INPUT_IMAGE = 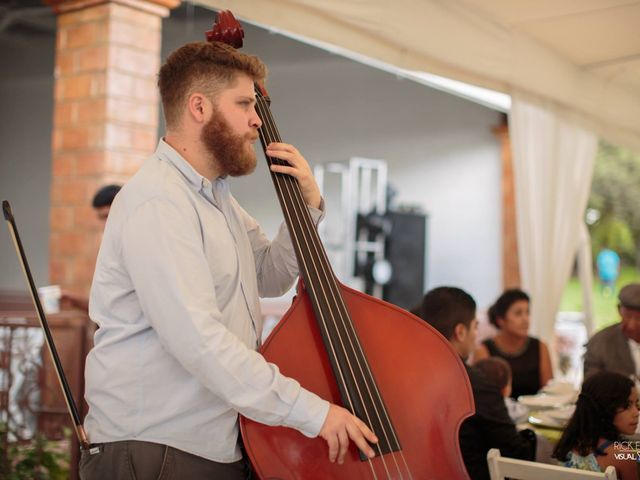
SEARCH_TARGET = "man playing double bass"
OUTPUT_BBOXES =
[80,40,377,479]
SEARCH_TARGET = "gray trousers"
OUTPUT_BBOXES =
[79,440,253,480]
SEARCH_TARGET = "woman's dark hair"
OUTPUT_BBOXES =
[552,371,634,461]
[487,288,530,328]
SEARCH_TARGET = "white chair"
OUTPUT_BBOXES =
[487,448,618,480]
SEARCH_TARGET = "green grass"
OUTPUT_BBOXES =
[560,265,640,330]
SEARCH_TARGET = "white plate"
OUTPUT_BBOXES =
[518,393,575,409]
[541,381,577,396]
[546,405,575,422]
[528,411,566,429]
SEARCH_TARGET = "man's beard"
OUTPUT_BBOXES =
[201,109,258,177]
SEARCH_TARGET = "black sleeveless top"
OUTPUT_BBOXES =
[483,336,541,399]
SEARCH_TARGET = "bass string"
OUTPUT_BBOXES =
[255,91,412,479]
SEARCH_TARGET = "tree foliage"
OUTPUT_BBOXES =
[0,424,68,480]
[588,141,640,266]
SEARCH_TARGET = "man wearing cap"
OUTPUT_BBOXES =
[584,283,640,379]
[92,184,122,223]
[60,184,122,312]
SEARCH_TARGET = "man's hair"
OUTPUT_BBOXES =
[474,357,511,391]
[92,184,122,208]
[413,286,476,340]
[158,41,267,128]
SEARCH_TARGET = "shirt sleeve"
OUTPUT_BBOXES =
[232,196,326,298]
[121,196,329,437]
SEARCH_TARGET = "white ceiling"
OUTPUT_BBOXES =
[460,0,640,94]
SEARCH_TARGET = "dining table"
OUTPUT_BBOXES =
[516,381,579,463]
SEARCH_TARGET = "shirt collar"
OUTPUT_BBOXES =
[155,138,227,195]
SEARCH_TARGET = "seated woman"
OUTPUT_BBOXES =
[473,289,552,398]
[553,371,639,479]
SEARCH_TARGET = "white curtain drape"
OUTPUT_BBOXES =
[509,94,598,342]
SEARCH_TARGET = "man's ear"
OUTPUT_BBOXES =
[187,93,207,122]
[453,323,466,343]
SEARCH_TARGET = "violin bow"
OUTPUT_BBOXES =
[2,200,90,450]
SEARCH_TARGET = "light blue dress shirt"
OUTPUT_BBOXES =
[84,139,329,462]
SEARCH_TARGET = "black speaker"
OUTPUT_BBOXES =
[383,211,427,310]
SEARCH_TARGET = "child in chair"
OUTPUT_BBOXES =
[552,371,639,478]
[474,357,529,424]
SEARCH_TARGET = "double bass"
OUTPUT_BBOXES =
[207,11,474,479]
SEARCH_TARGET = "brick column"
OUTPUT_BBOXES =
[494,120,521,289]
[48,0,179,296]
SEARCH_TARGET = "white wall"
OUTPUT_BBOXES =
[239,58,502,307]
[392,141,501,305]
[0,4,503,309]
[0,29,54,292]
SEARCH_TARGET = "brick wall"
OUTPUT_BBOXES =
[49,0,177,296]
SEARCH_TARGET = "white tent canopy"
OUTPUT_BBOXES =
[196,0,640,153]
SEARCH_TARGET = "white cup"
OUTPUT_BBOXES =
[38,285,61,314]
